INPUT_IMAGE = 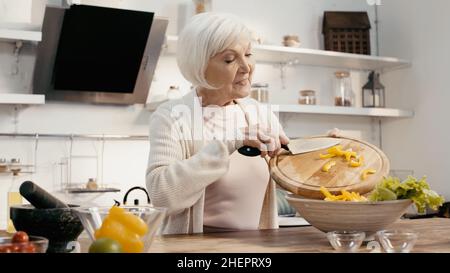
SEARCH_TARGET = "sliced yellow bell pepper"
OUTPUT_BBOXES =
[322,160,336,172]
[349,155,364,167]
[320,186,337,200]
[341,190,353,200]
[327,145,344,156]
[361,168,377,180]
[343,150,357,162]
[320,146,357,162]
[321,186,367,202]
[319,153,336,159]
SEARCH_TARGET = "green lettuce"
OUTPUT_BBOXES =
[368,176,445,213]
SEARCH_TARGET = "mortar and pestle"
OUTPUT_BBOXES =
[10,181,84,253]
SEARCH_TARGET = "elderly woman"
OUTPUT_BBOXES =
[146,12,289,235]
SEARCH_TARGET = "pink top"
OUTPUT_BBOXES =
[202,104,270,231]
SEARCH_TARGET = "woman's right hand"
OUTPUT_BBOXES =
[240,125,290,158]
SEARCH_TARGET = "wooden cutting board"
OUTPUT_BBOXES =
[269,136,390,199]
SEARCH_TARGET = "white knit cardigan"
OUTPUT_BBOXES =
[146,91,279,234]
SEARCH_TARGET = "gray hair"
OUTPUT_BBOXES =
[176,12,252,89]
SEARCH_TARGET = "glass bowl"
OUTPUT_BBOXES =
[0,235,49,253]
[327,231,365,252]
[377,230,419,253]
[74,206,166,253]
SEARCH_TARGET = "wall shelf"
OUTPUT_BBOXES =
[271,104,414,118]
[0,163,35,175]
[65,187,121,194]
[0,94,45,105]
[253,44,410,71]
[164,35,411,71]
[0,28,42,42]
[147,98,413,117]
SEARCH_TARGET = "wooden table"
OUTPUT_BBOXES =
[3,218,450,253]
[146,218,450,253]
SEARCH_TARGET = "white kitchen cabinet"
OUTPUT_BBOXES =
[0,1,45,105]
[0,0,33,24]
[0,0,45,43]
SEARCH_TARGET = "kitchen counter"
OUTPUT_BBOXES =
[147,218,450,253]
[2,218,450,253]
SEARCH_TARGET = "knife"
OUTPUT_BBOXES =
[238,137,342,157]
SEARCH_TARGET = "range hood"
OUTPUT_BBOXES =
[33,5,168,105]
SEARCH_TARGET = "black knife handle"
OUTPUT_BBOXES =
[238,146,261,157]
[238,144,290,157]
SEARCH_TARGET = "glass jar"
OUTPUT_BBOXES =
[167,85,182,100]
[0,158,7,173]
[86,178,99,190]
[334,71,354,107]
[193,0,212,14]
[250,83,269,103]
[299,90,316,105]
[283,35,301,47]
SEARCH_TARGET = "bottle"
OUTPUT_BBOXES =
[7,170,23,233]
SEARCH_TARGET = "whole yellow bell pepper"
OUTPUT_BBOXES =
[95,206,148,253]
[109,206,148,236]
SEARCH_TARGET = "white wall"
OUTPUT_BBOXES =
[379,0,450,200]
[0,0,383,228]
